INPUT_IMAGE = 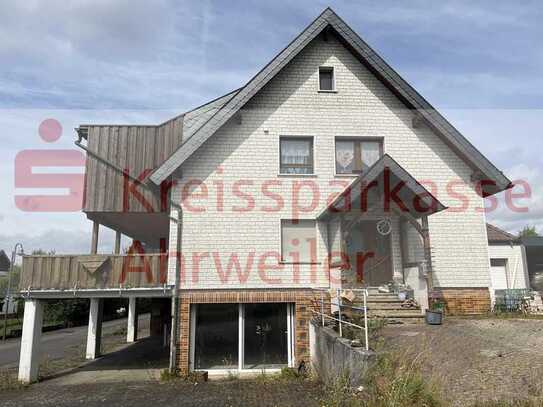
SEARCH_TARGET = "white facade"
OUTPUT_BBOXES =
[487,243,529,291]
[167,33,491,291]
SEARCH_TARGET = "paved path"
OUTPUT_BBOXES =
[0,313,150,369]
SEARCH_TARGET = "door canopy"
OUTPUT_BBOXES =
[317,154,447,221]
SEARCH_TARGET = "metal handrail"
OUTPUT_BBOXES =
[311,288,369,351]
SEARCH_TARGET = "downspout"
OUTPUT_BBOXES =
[169,198,182,374]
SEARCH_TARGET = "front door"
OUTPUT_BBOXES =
[347,220,393,286]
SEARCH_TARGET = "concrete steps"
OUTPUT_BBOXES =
[348,287,424,324]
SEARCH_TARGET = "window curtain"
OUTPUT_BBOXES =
[361,141,380,168]
[281,139,311,174]
[335,140,354,173]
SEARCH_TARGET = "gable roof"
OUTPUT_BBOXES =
[486,223,518,243]
[149,7,511,196]
[181,88,240,142]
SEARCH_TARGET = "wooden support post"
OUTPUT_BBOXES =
[114,231,121,255]
[91,221,99,254]
[421,216,433,287]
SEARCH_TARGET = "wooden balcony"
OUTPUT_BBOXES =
[19,253,170,296]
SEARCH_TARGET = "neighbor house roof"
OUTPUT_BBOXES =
[149,7,512,197]
[486,223,518,244]
[0,250,10,272]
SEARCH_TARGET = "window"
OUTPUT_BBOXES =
[280,137,314,174]
[335,138,382,174]
[244,303,288,369]
[319,67,334,91]
[490,258,508,268]
[281,219,317,263]
[194,304,238,370]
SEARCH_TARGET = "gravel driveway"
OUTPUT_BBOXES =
[0,376,324,407]
[380,317,543,406]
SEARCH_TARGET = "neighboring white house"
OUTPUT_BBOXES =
[486,223,530,291]
[486,223,530,303]
[1,299,17,315]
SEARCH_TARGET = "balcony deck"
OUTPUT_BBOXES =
[19,253,171,298]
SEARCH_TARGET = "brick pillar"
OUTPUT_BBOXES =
[178,297,190,376]
[294,295,310,366]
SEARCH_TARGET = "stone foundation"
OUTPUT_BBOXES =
[431,288,491,315]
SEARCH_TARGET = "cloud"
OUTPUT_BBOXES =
[487,163,543,235]
[0,227,132,256]
[0,1,541,241]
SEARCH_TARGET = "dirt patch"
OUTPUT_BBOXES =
[380,318,543,406]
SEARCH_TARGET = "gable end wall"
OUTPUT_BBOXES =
[167,34,491,290]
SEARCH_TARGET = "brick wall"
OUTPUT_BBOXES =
[176,289,327,376]
[431,288,491,315]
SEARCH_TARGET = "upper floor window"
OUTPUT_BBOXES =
[335,138,382,174]
[280,137,314,175]
[319,67,335,91]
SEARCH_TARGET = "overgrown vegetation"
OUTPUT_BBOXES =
[340,316,386,347]
[160,369,181,382]
[254,367,306,383]
[0,369,26,392]
[318,344,543,406]
[319,347,440,406]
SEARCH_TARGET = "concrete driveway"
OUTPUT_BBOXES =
[0,313,150,369]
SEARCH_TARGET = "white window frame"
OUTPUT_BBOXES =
[278,135,316,176]
[189,303,295,375]
[280,219,319,264]
[318,66,336,92]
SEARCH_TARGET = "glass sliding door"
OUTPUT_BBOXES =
[193,304,238,370]
[243,303,288,369]
[191,302,292,372]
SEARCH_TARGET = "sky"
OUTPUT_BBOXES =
[0,0,542,254]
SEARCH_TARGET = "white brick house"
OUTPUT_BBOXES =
[150,8,512,374]
[16,8,513,381]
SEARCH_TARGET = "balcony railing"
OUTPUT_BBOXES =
[19,253,169,292]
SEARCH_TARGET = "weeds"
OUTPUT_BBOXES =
[362,349,441,407]
[160,369,180,382]
[320,373,364,407]
[0,369,26,392]
[254,367,306,384]
[320,348,441,407]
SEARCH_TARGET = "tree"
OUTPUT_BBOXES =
[0,265,21,296]
[31,249,56,255]
[518,226,539,238]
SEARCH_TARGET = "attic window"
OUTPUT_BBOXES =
[319,67,335,91]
